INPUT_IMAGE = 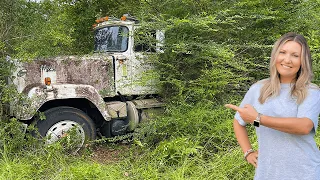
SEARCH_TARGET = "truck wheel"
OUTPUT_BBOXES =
[36,106,96,153]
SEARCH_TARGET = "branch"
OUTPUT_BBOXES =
[144,0,160,14]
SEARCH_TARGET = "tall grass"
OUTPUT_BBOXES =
[0,103,257,179]
[0,102,319,179]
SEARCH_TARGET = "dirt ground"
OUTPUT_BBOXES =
[89,143,130,164]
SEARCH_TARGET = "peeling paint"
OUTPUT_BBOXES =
[18,54,115,96]
[14,84,111,120]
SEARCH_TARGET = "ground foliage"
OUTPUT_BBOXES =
[0,0,320,179]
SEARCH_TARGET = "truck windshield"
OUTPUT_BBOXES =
[94,26,129,52]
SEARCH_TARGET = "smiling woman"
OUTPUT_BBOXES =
[225,32,320,180]
[276,41,302,83]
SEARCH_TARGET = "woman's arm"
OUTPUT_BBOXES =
[233,119,258,167]
[226,104,314,135]
[259,115,313,135]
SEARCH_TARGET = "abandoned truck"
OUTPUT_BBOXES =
[9,14,164,149]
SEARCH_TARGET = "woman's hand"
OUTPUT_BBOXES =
[246,151,258,168]
[225,104,258,124]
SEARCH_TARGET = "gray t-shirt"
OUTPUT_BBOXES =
[235,82,320,180]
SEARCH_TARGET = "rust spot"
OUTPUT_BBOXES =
[75,86,101,106]
[75,86,108,117]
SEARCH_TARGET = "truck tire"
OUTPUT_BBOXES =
[36,106,96,153]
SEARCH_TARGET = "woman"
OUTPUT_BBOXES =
[225,32,320,180]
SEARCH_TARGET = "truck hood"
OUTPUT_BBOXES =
[12,54,115,97]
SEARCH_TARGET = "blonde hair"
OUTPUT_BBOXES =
[259,32,313,104]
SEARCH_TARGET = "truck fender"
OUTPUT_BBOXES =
[14,84,111,121]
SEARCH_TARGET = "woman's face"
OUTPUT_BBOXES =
[275,40,302,83]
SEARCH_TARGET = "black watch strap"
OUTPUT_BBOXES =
[253,113,262,127]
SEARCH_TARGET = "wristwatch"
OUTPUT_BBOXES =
[253,113,262,127]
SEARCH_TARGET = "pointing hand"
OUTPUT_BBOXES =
[225,104,258,124]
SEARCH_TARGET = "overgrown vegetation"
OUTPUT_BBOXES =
[1,0,320,179]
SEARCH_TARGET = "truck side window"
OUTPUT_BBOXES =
[134,30,156,52]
